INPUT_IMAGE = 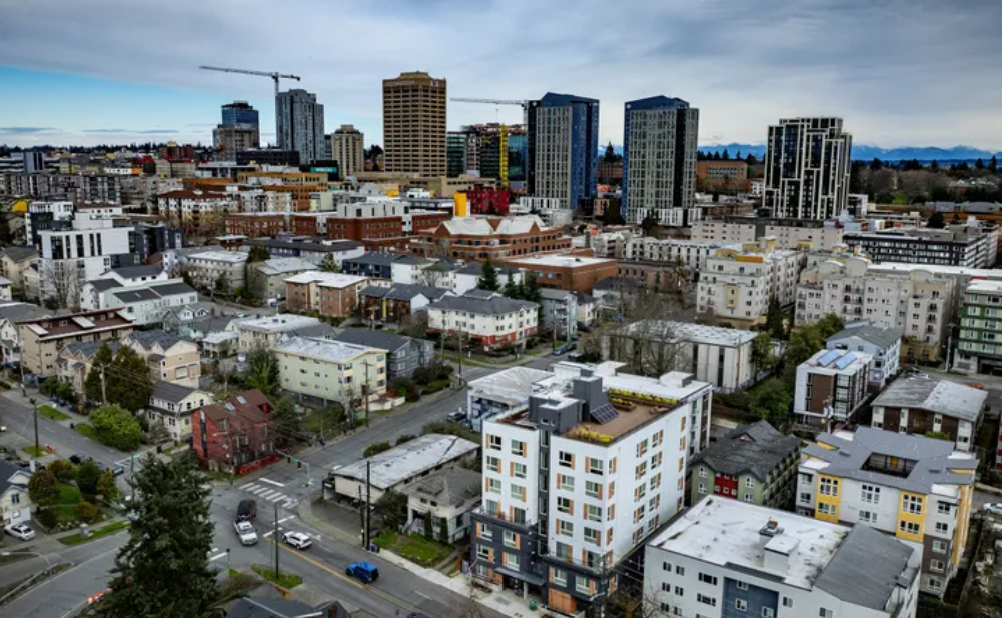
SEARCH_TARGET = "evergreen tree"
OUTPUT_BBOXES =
[765,297,786,339]
[990,155,998,174]
[246,347,280,397]
[97,456,215,618]
[84,342,115,403]
[870,157,884,171]
[523,272,543,305]
[503,276,525,300]
[109,346,153,413]
[246,245,270,263]
[927,211,946,229]
[975,158,985,170]
[745,153,758,165]
[477,258,500,292]
[320,254,342,273]
[930,160,940,172]
[272,395,301,447]
[722,149,731,160]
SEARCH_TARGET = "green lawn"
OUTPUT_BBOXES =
[37,405,70,421]
[251,565,302,589]
[23,446,45,457]
[74,423,98,441]
[59,520,130,545]
[47,482,82,524]
[374,530,452,567]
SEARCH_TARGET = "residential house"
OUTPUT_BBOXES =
[573,292,597,328]
[359,284,451,328]
[274,336,387,408]
[689,420,801,508]
[539,289,578,339]
[826,322,902,389]
[402,467,482,543]
[0,461,33,525]
[0,302,50,365]
[183,251,248,293]
[0,246,38,297]
[192,390,275,475]
[146,381,214,442]
[390,255,434,285]
[332,328,435,380]
[124,331,201,388]
[58,339,122,395]
[871,376,987,452]
[341,252,401,280]
[427,290,539,351]
[19,309,134,377]
[0,277,11,302]
[793,348,871,426]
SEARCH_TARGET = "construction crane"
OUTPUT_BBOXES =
[198,65,301,95]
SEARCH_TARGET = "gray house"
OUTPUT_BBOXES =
[539,288,578,339]
[332,328,435,379]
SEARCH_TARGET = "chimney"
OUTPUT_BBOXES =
[758,519,781,549]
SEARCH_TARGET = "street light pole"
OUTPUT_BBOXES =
[30,397,38,462]
[1,551,52,576]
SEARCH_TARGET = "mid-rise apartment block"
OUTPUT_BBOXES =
[276,89,325,165]
[797,427,976,597]
[182,250,248,292]
[37,217,133,306]
[621,96,698,225]
[763,117,852,220]
[471,362,712,615]
[691,217,846,252]
[528,93,599,210]
[503,255,618,295]
[331,124,364,178]
[793,348,871,426]
[956,279,1002,374]
[647,498,920,618]
[696,238,807,326]
[427,290,539,351]
[825,322,902,388]
[275,336,386,407]
[796,257,954,363]
[233,314,323,353]
[382,72,447,176]
[871,376,986,452]
[283,271,370,317]
[844,224,999,268]
[18,309,135,376]
[593,231,726,272]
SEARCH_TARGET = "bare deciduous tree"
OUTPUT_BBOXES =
[41,260,83,309]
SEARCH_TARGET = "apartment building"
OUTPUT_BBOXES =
[156,190,239,229]
[797,428,977,596]
[956,279,1002,374]
[182,251,248,292]
[242,238,364,267]
[593,231,726,272]
[276,89,325,165]
[465,366,556,431]
[233,314,322,352]
[528,93,600,210]
[332,328,435,380]
[621,96,699,225]
[689,420,800,509]
[539,289,578,338]
[826,322,902,388]
[471,362,712,614]
[871,377,986,452]
[275,336,386,407]
[409,216,572,262]
[844,224,999,268]
[503,255,617,295]
[24,200,74,245]
[146,382,214,442]
[695,159,750,191]
[224,213,288,238]
[19,309,134,376]
[382,72,446,176]
[793,348,871,426]
[428,290,539,351]
[359,283,450,327]
[763,117,852,220]
[796,257,954,363]
[331,125,364,178]
[691,218,846,252]
[37,217,133,305]
[248,257,314,301]
[696,238,807,326]
[283,271,370,317]
[647,498,920,618]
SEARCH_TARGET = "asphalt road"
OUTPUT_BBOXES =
[0,394,120,468]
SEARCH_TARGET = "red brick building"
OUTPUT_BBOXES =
[466,185,511,216]
[408,216,571,262]
[224,213,288,238]
[284,271,370,317]
[192,390,276,475]
[501,254,619,294]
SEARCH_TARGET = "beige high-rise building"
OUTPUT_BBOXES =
[331,125,364,178]
[382,71,446,176]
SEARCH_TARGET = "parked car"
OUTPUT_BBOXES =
[984,503,1002,516]
[282,531,312,550]
[447,408,466,422]
[345,562,379,583]
[69,454,84,465]
[5,522,36,541]
[237,499,257,522]
[233,521,258,545]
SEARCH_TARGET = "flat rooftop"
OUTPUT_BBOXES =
[333,434,479,490]
[284,271,368,287]
[623,320,757,347]
[873,376,986,422]
[187,251,248,263]
[275,336,384,361]
[506,255,615,268]
[967,279,1002,294]
[869,262,1002,281]
[235,314,321,333]
[468,367,555,406]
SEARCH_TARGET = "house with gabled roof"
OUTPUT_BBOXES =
[146,381,214,442]
[427,289,539,351]
[192,390,275,475]
[359,283,451,327]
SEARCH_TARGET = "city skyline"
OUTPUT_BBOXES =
[1,0,1000,150]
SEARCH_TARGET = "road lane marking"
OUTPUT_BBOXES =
[209,552,228,561]
[278,516,294,524]
[260,478,285,487]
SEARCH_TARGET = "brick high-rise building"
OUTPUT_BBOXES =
[382,72,446,176]
[331,124,364,178]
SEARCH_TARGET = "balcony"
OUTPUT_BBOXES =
[475,505,532,528]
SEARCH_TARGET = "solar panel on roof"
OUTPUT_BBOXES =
[590,404,619,424]
[835,352,857,370]
[817,349,841,367]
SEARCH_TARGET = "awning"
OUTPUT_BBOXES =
[496,566,545,587]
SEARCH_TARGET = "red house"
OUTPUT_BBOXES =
[192,390,277,476]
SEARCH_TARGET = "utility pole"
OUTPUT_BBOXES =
[100,366,107,405]
[552,306,558,352]
[273,502,280,579]
[129,454,135,501]
[455,330,463,379]
[365,460,371,550]
[357,486,365,547]
[31,399,38,460]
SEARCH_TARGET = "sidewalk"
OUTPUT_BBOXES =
[298,498,536,618]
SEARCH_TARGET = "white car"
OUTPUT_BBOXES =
[233,520,258,546]
[984,503,1002,516]
[5,523,35,541]
[282,531,312,550]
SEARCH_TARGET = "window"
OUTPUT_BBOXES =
[637,439,649,457]
[932,540,948,554]
[762,609,774,618]
[560,475,574,491]
[859,510,877,524]
[699,467,708,478]
[819,477,839,496]
[584,527,600,545]
[735,599,748,612]
[559,520,574,537]
[902,495,923,515]
[510,484,525,500]
[476,545,491,560]
[699,483,707,494]
[861,484,880,504]
[819,610,833,618]
[553,568,567,586]
[576,577,591,595]
[635,461,648,480]
[486,456,500,473]
[487,479,501,494]
[697,594,716,607]
[928,577,943,592]
[676,565,685,576]
[586,480,601,498]
[634,505,646,524]
[557,497,572,514]
[782,597,793,609]
[935,522,949,534]
[511,440,526,456]
[487,435,501,451]
[799,472,813,485]
[506,553,520,570]
[588,458,604,475]
[559,451,573,468]
[744,477,755,489]
[698,573,718,586]
[586,504,602,522]
[736,580,748,591]
[504,530,517,548]
[513,462,527,479]
[818,503,835,516]
[938,502,952,515]
[930,559,945,573]
[899,520,920,536]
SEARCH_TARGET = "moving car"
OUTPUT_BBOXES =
[984,503,1002,516]
[233,520,258,545]
[282,531,312,550]
[237,499,257,522]
[5,522,36,541]
[345,562,379,583]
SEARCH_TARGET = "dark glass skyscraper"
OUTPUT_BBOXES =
[221,101,259,128]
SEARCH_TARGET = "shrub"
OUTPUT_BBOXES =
[0,380,10,390]
[77,459,101,497]
[423,514,433,540]
[49,459,77,482]
[35,508,57,529]
[395,434,416,446]
[90,404,142,450]
[28,469,57,503]
[363,442,392,458]
[438,516,450,544]
[75,501,98,522]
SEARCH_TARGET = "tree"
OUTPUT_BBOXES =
[927,211,946,229]
[751,333,777,372]
[109,345,153,413]
[319,254,342,273]
[438,516,450,544]
[815,314,845,341]
[214,272,229,296]
[76,501,99,522]
[990,155,998,174]
[640,214,659,235]
[975,158,985,170]
[363,441,392,458]
[77,459,101,496]
[749,378,793,428]
[97,470,119,501]
[245,347,280,397]
[90,404,142,451]
[96,456,215,618]
[503,276,525,300]
[49,459,77,482]
[522,271,542,305]
[476,257,500,292]
[373,489,407,531]
[765,296,786,339]
[930,159,940,172]
[85,343,115,403]
[246,245,270,263]
[423,512,434,540]
[272,395,301,448]
[28,468,57,503]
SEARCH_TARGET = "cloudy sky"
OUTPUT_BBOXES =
[1,0,1000,150]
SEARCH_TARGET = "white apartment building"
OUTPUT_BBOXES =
[696,238,807,326]
[825,322,902,388]
[234,314,323,352]
[24,201,74,242]
[796,257,954,363]
[593,231,728,271]
[692,218,845,252]
[466,366,556,431]
[37,218,132,306]
[793,348,871,425]
[155,189,239,226]
[427,290,539,351]
[690,219,757,245]
[518,197,564,211]
[103,280,199,326]
[182,251,249,292]
[797,428,977,597]
[275,336,386,407]
[471,362,712,615]
[646,498,920,618]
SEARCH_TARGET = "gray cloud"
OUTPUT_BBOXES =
[0,0,1000,148]
[0,127,58,134]
[82,128,179,134]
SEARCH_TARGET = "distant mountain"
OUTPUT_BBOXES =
[697,143,1002,162]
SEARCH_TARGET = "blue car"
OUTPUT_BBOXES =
[346,562,379,583]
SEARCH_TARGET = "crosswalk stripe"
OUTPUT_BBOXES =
[239,482,255,490]
[249,487,272,496]
[259,490,281,500]
[266,493,287,503]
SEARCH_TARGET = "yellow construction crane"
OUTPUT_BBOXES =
[451,98,528,189]
[198,65,301,95]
